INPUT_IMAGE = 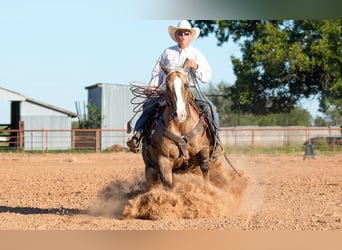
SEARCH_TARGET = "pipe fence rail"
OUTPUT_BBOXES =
[0,127,341,152]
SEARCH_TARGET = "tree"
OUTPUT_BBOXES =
[74,101,103,129]
[191,20,342,116]
[314,116,328,126]
[204,82,312,127]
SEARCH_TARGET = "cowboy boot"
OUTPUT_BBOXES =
[126,131,143,153]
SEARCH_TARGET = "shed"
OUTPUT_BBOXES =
[85,83,136,148]
[0,87,78,150]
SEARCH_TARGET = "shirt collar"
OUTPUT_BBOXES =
[176,45,191,52]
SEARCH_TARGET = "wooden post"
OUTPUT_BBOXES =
[96,129,100,152]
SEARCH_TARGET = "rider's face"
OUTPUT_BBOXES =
[175,29,192,49]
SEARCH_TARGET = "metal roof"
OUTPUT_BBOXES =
[0,86,79,117]
[85,82,130,90]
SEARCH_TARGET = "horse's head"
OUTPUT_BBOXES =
[161,63,192,123]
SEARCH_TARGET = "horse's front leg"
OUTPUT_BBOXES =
[158,155,174,188]
[198,147,210,184]
[145,164,159,190]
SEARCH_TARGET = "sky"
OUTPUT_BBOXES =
[0,0,320,123]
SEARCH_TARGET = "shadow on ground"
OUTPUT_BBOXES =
[0,206,84,215]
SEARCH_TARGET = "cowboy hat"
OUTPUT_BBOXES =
[168,20,200,42]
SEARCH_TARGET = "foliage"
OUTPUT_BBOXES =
[191,20,342,116]
[74,102,103,129]
[313,111,342,126]
[204,82,312,127]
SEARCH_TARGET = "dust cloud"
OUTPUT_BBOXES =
[88,159,250,220]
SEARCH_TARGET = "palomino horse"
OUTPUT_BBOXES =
[142,65,211,189]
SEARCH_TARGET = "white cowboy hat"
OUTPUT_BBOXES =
[168,20,200,42]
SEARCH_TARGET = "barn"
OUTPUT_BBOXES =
[0,87,78,150]
[85,83,137,148]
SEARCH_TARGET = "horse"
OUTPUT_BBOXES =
[141,64,211,189]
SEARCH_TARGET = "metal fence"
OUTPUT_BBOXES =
[0,126,341,152]
[219,126,342,148]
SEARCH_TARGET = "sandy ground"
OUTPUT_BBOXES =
[0,151,341,230]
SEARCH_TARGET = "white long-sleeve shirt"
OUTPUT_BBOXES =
[149,45,212,88]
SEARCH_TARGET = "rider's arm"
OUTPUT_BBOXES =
[191,48,212,83]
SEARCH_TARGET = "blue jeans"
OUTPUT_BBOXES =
[190,88,220,128]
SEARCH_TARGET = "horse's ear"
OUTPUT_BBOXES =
[160,62,169,74]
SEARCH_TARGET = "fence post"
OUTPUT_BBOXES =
[45,129,48,152]
[251,128,254,147]
[71,130,74,150]
[31,132,33,151]
[42,128,44,153]
[96,129,100,152]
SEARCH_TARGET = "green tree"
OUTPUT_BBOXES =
[191,20,342,116]
[314,116,328,126]
[205,82,312,126]
[75,102,103,129]
[84,103,103,129]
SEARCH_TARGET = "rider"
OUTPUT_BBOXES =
[127,20,222,156]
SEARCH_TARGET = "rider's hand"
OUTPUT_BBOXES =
[183,58,198,71]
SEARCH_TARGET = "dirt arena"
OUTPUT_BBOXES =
[0,151,341,230]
